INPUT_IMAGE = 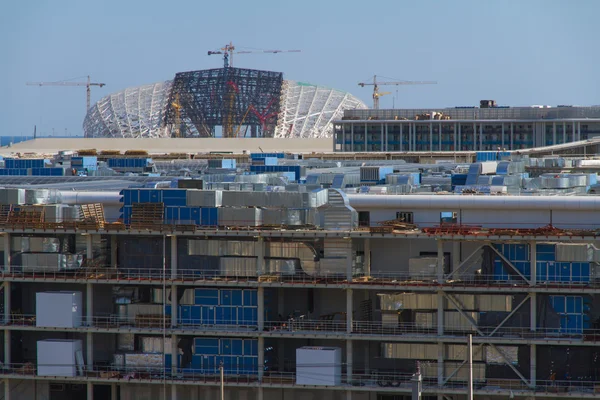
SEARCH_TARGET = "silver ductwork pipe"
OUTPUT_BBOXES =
[59,191,122,205]
[346,194,600,211]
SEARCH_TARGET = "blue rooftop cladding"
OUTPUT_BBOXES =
[107,158,151,169]
[250,153,285,160]
[4,158,48,169]
[476,151,511,162]
[208,159,236,169]
[71,156,98,171]
[250,165,302,181]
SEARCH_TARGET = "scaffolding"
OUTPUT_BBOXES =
[165,67,283,138]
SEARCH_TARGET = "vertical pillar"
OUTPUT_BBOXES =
[111,384,117,400]
[530,344,537,387]
[530,241,537,286]
[346,247,353,281]
[452,241,460,275]
[437,291,444,336]
[553,122,557,145]
[171,384,177,400]
[258,336,265,381]
[346,339,353,384]
[510,123,514,150]
[171,334,178,376]
[255,237,265,276]
[171,284,177,328]
[346,289,353,333]
[458,124,462,150]
[4,282,10,324]
[437,240,444,283]
[562,121,566,143]
[85,234,93,260]
[4,330,10,368]
[4,379,9,400]
[3,233,10,272]
[258,387,264,400]
[110,235,117,268]
[86,283,93,370]
[572,121,576,142]
[479,123,483,150]
[472,123,477,151]
[170,235,177,280]
[467,335,473,400]
[4,281,10,369]
[501,123,505,148]
[257,287,264,330]
[87,382,93,400]
[429,122,433,151]
[437,343,444,387]
[438,123,442,150]
[364,239,371,277]
[530,293,537,332]
[277,288,285,366]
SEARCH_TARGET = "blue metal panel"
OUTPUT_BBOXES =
[191,305,201,324]
[215,306,236,324]
[195,289,219,305]
[220,289,243,306]
[581,263,591,282]
[239,307,257,325]
[231,339,243,356]
[201,306,215,324]
[194,338,219,355]
[201,207,218,226]
[243,290,258,306]
[571,263,581,282]
[190,207,201,224]
[244,339,258,356]
[179,207,191,221]
[180,305,191,324]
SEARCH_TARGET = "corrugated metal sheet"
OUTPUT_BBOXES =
[319,258,346,275]
[324,238,351,258]
[408,257,437,279]
[420,362,485,381]
[13,237,60,253]
[140,337,171,354]
[556,243,600,262]
[221,191,309,208]
[381,312,398,328]
[124,353,163,368]
[445,311,478,331]
[446,344,484,361]
[415,312,436,329]
[381,343,438,360]
[323,206,357,230]
[264,259,298,275]
[379,293,438,311]
[126,304,163,319]
[218,207,263,227]
[186,190,222,207]
[117,334,135,351]
[21,253,83,272]
[486,346,518,364]
[219,257,257,277]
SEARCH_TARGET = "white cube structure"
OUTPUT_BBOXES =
[36,291,82,328]
[37,339,83,377]
[296,346,341,386]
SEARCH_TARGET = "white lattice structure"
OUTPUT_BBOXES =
[84,81,173,138]
[274,81,367,138]
[83,79,366,139]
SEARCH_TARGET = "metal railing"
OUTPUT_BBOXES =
[3,314,597,342]
[2,362,600,395]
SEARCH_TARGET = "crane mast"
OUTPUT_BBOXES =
[358,75,437,109]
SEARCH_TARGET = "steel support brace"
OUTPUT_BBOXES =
[110,235,118,268]
[437,240,444,283]
[446,244,484,279]
[257,287,264,331]
[346,289,353,333]
[170,235,177,279]
[442,345,483,386]
[531,344,537,387]
[258,337,265,382]
[256,237,265,276]
[437,343,444,387]
[490,344,531,388]
[444,293,485,336]
[3,234,10,272]
[488,245,531,284]
[171,284,177,328]
[488,295,531,336]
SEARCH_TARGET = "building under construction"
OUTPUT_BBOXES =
[2,149,600,400]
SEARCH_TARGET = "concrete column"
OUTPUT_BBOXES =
[346,289,353,333]
[530,293,537,332]
[510,123,514,150]
[437,291,444,336]
[479,123,483,150]
[87,382,93,400]
[452,241,460,274]
[346,390,352,400]
[86,283,94,370]
[572,121,576,142]
[255,237,265,276]
[257,287,264,330]
[171,384,177,400]
[258,336,265,381]
[553,122,557,145]
[437,342,444,387]
[436,240,444,283]
[4,330,10,367]
[170,235,177,279]
[364,238,371,276]
[171,334,178,376]
[501,123,505,148]
[86,283,93,326]
[111,384,117,400]
[258,387,264,400]
[4,379,9,400]
[458,124,462,150]
[562,121,566,143]
[110,235,118,268]
[530,344,537,387]
[3,233,10,272]
[171,284,177,328]
[429,122,433,151]
[346,339,353,384]
[530,241,536,286]
[85,234,93,260]
[4,282,10,324]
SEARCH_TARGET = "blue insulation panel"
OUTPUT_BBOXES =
[201,207,218,226]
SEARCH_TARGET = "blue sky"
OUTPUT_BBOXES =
[1,0,598,137]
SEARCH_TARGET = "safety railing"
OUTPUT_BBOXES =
[2,362,600,395]
[3,314,597,342]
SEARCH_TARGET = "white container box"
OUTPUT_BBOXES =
[37,339,83,377]
[296,347,341,386]
[36,291,82,328]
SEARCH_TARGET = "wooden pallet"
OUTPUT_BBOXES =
[79,203,106,229]
[130,202,164,230]
[7,205,45,228]
[0,204,11,226]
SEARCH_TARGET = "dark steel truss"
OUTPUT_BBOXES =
[165,67,283,138]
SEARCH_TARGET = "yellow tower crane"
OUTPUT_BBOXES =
[358,75,437,109]
[26,75,106,111]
